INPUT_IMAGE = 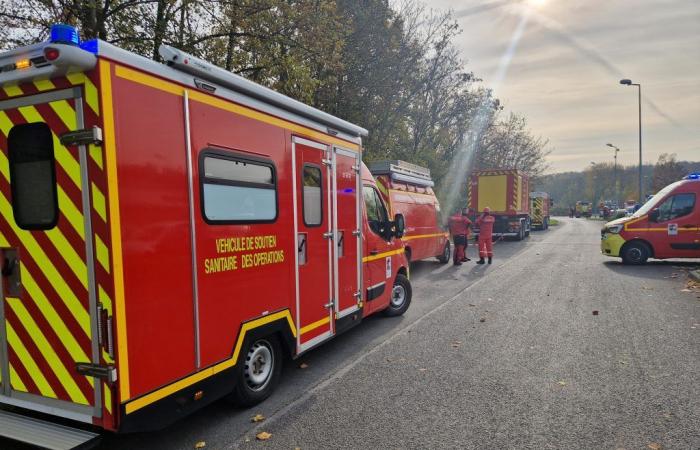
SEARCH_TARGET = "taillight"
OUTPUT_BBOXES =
[44,48,60,61]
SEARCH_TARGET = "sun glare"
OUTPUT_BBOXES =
[528,0,548,7]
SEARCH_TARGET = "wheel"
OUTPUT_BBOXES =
[229,335,282,406]
[383,273,412,316]
[437,241,451,264]
[621,241,650,265]
[516,226,524,241]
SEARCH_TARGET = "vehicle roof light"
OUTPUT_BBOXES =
[50,24,80,46]
[684,172,700,180]
[80,39,99,54]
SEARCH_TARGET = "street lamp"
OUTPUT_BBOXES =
[606,143,620,206]
[619,78,642,204]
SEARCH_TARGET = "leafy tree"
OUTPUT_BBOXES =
[652,153,685,191]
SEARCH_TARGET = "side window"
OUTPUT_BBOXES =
[363,186,389,238]
[302,165,322,226]
[659,193,695,221]
[8,123,58,230]
[200,153,277,223]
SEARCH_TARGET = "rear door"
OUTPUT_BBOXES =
[0,88,100,421]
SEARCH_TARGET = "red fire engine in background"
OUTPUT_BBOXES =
[0,24,411,446]
[369,160,450,264]
[468,169,531,240]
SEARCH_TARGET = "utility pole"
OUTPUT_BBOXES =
[606,143,620,207]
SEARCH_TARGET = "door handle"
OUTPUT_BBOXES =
[369,250,379,255]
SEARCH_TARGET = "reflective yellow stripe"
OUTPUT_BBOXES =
[103,382,112,413]
[362,248,404,263]
[19,262,92,377]
[91,182,107,222]
[34,79,55,91]
[66,72,100,115]
[98,285,113,315]
[125,310,296,414]
[388,189,436,199]
[300,316,330,335]
[7,297,89,404]
[114,65,361,152]
[95,234,110,273]
[6,321,56,398]
[3,85,22,97]
[57,186,85,240]
[100,60,130,401]
[89,145,103,169]
[44,226,88,289]
[0,192,91,335]
[9,364,28,392]
[402,232,448,241]
[49,99,78,130]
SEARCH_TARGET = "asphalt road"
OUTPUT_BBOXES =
[6,217,700,449]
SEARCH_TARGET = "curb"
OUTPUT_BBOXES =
[690,270,700,283]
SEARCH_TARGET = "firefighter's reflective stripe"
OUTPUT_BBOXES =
[401,232,449,241]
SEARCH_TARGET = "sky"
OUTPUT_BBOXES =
[428,0,700,173]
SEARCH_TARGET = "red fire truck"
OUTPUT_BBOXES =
[468,169,531,240]
[369,160,450,264]
[0,25,411,445]
[529,191,552,230]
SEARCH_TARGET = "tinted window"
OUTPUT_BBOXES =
[8,122,58,229]
[302,165,322,226]
[658,193,695,221]
[201,154,277,223]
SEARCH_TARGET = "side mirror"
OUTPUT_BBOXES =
[393,213,405,238]
[648,208,659,222]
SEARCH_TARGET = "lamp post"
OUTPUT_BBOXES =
[619,79,642,204]
[606,143,620,207]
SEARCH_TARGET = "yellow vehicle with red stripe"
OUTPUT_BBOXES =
[0,24,411,447]
[601,173,700,264]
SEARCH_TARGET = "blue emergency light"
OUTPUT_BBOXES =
[50,24,80,46]
[684,172,700,180]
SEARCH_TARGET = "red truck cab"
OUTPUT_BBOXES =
[601,173,700,264]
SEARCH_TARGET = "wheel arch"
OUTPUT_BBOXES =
[232,311,297,366]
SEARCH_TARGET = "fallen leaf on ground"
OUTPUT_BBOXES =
[681,289,692,292]
[642,286,654,290]
[256,432,272,441]
[419,368,427,371]
[299,363,309,369]
[557,381,567,386]
[619,360,628,365]
[647,443,662,450]
[468,304,476,307]
[479,318,486,323]
[194,442,206,449]
[592,310,599,316]
[251,414,265,423]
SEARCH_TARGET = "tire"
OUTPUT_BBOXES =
[516,226,524,241]
[383,273,412,317]
[621,241,650,265]
[437,241,451,264]
[229,335,283,407]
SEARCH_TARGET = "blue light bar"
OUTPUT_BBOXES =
[684,172,700,180]
[80,39,99,54]
[50,24,80,46]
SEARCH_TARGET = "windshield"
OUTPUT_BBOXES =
[633,181,683,217]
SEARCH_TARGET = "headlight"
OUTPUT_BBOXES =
[606,224,623,234]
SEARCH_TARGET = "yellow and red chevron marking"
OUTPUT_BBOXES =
[0,74,114,415]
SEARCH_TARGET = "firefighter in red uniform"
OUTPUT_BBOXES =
[476,207,495,264]
[448,208,472,266]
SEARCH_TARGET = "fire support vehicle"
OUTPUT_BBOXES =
[0,24,411,447]
[529,192,552,230]
[601,173,700,264]
[369,160,450,264]
[468,169,531,241]
[575,201,591,218]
